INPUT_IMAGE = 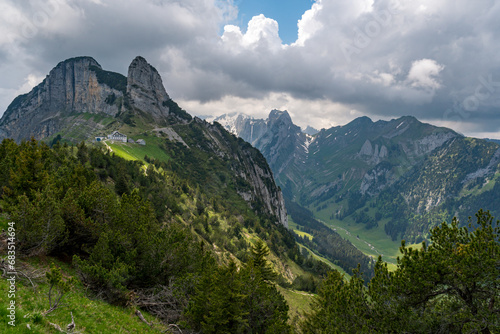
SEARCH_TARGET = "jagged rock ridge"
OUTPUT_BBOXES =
[127,56,171,123]
[191,118,288,227]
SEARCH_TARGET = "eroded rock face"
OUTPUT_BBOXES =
[360,162,396,195]
[212,113,268,146]
[412,132,458,156]
[0,56,125,142]
[0,55,192,142]
[360,140,373,156]
[254,110,306,175]
[198,119,288,227]
[127,56,170,123]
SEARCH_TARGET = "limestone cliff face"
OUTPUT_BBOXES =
[0,56,195,142]
[184,118,288,227]
[126,56,171,123]
[0,57,125,142]
[213,113,268,146]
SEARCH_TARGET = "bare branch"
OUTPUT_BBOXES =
[167,323,184,334]
[135,310,152,327]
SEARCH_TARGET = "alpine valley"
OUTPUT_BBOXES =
[212,110,500,263]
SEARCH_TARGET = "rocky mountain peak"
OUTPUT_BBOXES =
[268,109,292,124]
[303,125,319,136]
[0,56,125,142]
[346,116,373,129]
[127,56,170,122]
[56,56,101,70]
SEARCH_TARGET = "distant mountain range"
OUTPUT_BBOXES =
[212,111,500,245]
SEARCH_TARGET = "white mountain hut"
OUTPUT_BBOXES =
[107,131,127,143]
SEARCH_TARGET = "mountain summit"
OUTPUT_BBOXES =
[0,56,190,142]
[126,56,171,123]
[0,57,121,141]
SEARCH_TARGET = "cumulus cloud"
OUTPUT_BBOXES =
[407,59,445,90]
[294,1,323,46]
[221,14,282,53]
[0,0,499,137]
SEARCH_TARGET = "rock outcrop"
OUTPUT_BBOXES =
[0,57,125,141]
[0,55,195,142]
[193,118,288,227]
[127,56,171,123]
[254,110,307,175]
[359,140,389,165]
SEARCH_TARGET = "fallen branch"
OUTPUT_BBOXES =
[134,284,188,324]
[49,322,64,332]
[48,313,80,334]
[135,310,152,327]
[18,269,37,293]
[0,258,43,293]
[167,323,183,334]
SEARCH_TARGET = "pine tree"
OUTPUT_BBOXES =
[249,239,277,281]
[186,261,248,334]
[11,185,67,255]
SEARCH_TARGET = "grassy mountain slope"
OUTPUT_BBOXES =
[0,137,326,332]
[0,257,167,333]
[0,133,327,332]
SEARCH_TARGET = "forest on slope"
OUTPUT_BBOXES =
[0,138,331,332]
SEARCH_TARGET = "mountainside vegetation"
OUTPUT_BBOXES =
[302,210,500,334]
[0,137,330,332]
[2,55,498,333]
[380,137,500,242]
[285,199,374,281]
[0,55,371,286]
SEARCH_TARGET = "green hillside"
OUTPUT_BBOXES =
[0,259,167,333]
[0,133,331,333]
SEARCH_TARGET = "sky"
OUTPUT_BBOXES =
[233,0,314,44]
[0,0,499,138]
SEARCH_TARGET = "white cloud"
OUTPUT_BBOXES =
[294,1,323,46]
[0,73,45,113]
[16,74,45,96]
[221,14,282,52]
[407,59,445,90]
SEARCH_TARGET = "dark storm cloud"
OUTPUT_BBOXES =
[0,0,499,137]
